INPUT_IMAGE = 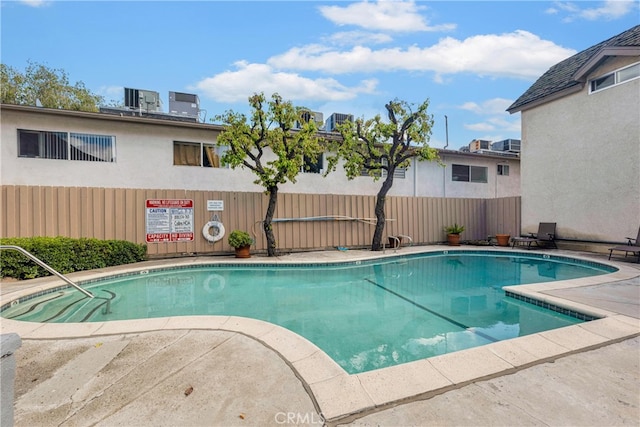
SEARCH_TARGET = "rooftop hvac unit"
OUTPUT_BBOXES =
[325,113,353,132]
[468,139,491,152]
[169,91,200,118]
[296,110,324,129]
[124,88,162,112]
[491,139,521,152]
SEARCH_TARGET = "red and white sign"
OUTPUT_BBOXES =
[145,199,194,243]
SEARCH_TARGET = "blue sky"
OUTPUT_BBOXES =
[1,1,638,149]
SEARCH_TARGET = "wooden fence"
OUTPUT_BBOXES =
[1,186,520,257]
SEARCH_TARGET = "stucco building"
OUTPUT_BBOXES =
[0,102,521,255]
[508,25,640,246]
[1,103,519,199]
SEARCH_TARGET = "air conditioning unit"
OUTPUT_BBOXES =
[468,139,491,152]
[124,88,162,112]
[491,139,521,153]
[325,113,353,132]
[169,91,200,118]
[296,110,324,129]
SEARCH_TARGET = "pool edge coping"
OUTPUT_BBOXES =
[1,246,639,423]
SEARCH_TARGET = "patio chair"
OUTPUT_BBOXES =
[608,227,640,263]
[511,222,557,249]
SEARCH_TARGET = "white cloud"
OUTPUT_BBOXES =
[19,0,49,7]
[460,98,521,136]
[191,61,378,103]
[579,0,637,20]
[459,98,514,115]
[98,85,124,99]
[464,122,495,132]
[318,0,455,32]
[326,31,393,46]
[549,0,637,22]
[268,31,576,80]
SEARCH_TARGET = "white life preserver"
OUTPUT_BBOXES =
[202,221,225,243]
[203,273,226,293]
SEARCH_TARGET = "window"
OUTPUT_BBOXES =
[497,164,509,176]
[359,158,406,179]
[452,164,487,183]
[70,133,115,161]
[384,167,406,179]
[470,166,487,183]
[360,167,382,178]
[590,62,640,93]
[18,129,115,162]
[303,153,323,173]
[173,141,227,167]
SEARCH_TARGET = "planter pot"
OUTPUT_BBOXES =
[234,245,251,258]
[388,236,403,248]
[447,233,461,246]
[496,234,511,247]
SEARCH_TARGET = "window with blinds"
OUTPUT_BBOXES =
[18,129,115,162]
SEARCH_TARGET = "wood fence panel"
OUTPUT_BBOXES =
[1,185,520,257]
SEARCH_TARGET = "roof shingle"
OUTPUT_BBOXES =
[507,25,640,113]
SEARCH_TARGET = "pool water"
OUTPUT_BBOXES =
[3,252,615,374]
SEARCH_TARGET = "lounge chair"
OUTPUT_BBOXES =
[608,228,640,263]
[511,222,557,249]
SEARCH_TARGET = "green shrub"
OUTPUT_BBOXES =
[228,230,253,248]
[0,237,147,280]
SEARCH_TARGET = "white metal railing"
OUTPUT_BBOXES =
[0,245,94,298]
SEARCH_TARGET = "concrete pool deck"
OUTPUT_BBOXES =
[1,246,639,426]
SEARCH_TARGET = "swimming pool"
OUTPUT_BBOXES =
[2,251,617,374]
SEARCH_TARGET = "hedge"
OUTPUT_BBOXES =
[0,237,147,280]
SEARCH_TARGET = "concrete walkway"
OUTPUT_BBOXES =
[13,330,320,427]
[2,247,639,426]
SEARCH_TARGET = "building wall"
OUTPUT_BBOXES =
[520,56,640,242]
[436,153,520,199]
[1,105,520,199]
[1,105,523,257]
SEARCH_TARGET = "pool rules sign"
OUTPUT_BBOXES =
[145,199,194,243]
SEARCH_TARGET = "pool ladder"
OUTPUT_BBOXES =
[384,234,413,253]
[0,245,94,298]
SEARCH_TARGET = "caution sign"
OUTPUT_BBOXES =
[145,199,194,243]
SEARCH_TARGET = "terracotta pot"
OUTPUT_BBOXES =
[496,234,511,247]
[447,234,461,246]
[234,245,251,258]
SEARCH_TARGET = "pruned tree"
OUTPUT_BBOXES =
[1,60,103,111]
[215,92,323,256]
[326,99,439,251]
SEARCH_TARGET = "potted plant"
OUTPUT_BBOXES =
[495,233,511,247]
[228,230,253,258]
[444,223,465,246]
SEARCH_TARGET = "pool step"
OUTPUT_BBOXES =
[6,289,116,323]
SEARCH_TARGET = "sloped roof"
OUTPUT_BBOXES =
[508,25,640,113]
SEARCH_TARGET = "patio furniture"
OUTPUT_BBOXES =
[608,227,640,263]
[511,222,557,249]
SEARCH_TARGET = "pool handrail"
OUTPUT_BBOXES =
[0,245,94,299]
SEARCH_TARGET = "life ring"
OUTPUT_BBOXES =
[202,221,225,243]
[203,273,226,292]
